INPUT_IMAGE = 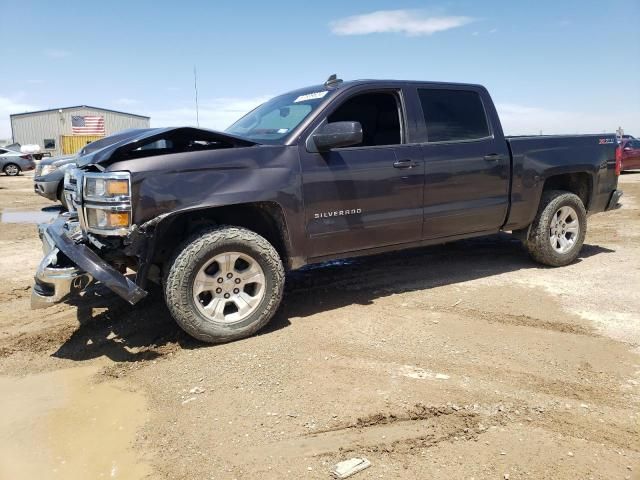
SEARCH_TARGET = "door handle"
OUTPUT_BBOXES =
[393,159,417,169]
[484,154,504,162]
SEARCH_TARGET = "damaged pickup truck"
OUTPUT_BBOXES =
[32,77,624,343]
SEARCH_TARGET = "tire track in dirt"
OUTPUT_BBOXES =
[371,297,595,340]
[455,362,630,408]
[245,404,504,460]
[425,304,596,337]
[529,410,640,452]
[319,338,629,412]
[246,402,639,462]
[0,322,78,358]
[0,285,32,302]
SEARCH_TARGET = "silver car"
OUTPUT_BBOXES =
[0,148,36,176]
[34,155,76,209]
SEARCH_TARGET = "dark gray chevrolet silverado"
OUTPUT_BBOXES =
[31,77,624,343]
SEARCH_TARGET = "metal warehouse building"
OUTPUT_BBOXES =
[10,106,150,156]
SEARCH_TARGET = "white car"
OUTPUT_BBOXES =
[0,148,36,176]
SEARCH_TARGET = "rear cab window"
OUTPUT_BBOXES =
[417,88,491,143]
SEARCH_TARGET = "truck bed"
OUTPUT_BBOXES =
[504,133,619,230]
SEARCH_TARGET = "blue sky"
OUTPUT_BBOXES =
[1,0,638,139]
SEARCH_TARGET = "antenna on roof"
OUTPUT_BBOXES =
[324,74,343,87]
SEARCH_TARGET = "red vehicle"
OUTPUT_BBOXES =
[621,138,640,171]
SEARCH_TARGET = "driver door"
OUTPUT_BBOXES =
[298,89,424,259]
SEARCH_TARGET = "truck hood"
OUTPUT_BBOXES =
[75,127,257,169]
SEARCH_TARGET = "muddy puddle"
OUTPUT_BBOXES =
[0,365,150,479]
[1,209,59,224]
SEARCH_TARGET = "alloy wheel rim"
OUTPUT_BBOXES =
[549,205,579,254]
[192,251,266,324]
[5,165,18,175]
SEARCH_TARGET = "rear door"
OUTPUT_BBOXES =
[299,88,424,259]
[411,86,511,239]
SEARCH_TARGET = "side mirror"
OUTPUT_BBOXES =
[312,121,363,151]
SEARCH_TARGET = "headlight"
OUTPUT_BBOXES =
[42,162,74,177]
[84,176,130,200]
[86,208,131,230]
[40,164,58,176]
[82,172,132,235]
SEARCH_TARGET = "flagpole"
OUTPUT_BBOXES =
[193,65,200,127]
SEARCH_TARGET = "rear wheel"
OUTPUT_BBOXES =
[524,190,587,267]
[3,163,20,176]
[164,226,285,343]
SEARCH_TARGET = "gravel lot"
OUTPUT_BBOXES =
[0,171,638,479]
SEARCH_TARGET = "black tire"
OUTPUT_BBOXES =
[524,190,587,267]
[164,226,285,343]
[57,182,69,210]
[3,163,20,176]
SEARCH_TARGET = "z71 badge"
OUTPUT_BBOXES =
[314,208,362,219]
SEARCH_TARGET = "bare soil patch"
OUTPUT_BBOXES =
[0,172,638,479]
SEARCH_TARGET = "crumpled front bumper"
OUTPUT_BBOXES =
[31,214,148,309]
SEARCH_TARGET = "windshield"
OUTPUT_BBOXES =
[226,89,330,144]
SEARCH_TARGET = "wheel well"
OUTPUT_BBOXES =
[56,181,64,199]
[542,173,592,209]
[150,202,292,269]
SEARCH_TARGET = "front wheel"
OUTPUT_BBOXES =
[524,190,587,267]
[164,226,285,343]
[57,182,69,210]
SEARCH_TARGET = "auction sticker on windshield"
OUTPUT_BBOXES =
[294,91,328,103]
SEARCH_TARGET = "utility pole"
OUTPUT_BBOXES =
[193,65,200,127]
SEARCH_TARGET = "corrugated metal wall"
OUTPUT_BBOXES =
[10,107,150,156]
[61,135,105,154]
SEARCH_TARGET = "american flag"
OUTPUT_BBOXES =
[71,115,105,135]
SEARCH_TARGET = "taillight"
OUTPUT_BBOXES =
[615,146,622,176]
[20,154,31,160]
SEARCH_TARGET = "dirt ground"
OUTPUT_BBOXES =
[0,171,639,480]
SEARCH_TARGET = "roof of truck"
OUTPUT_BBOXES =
[346,79,483,87]
[287,79,485,96]
[312,78,482,90]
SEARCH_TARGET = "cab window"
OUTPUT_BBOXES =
[327,92,402,147]
[418,89,490,142]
